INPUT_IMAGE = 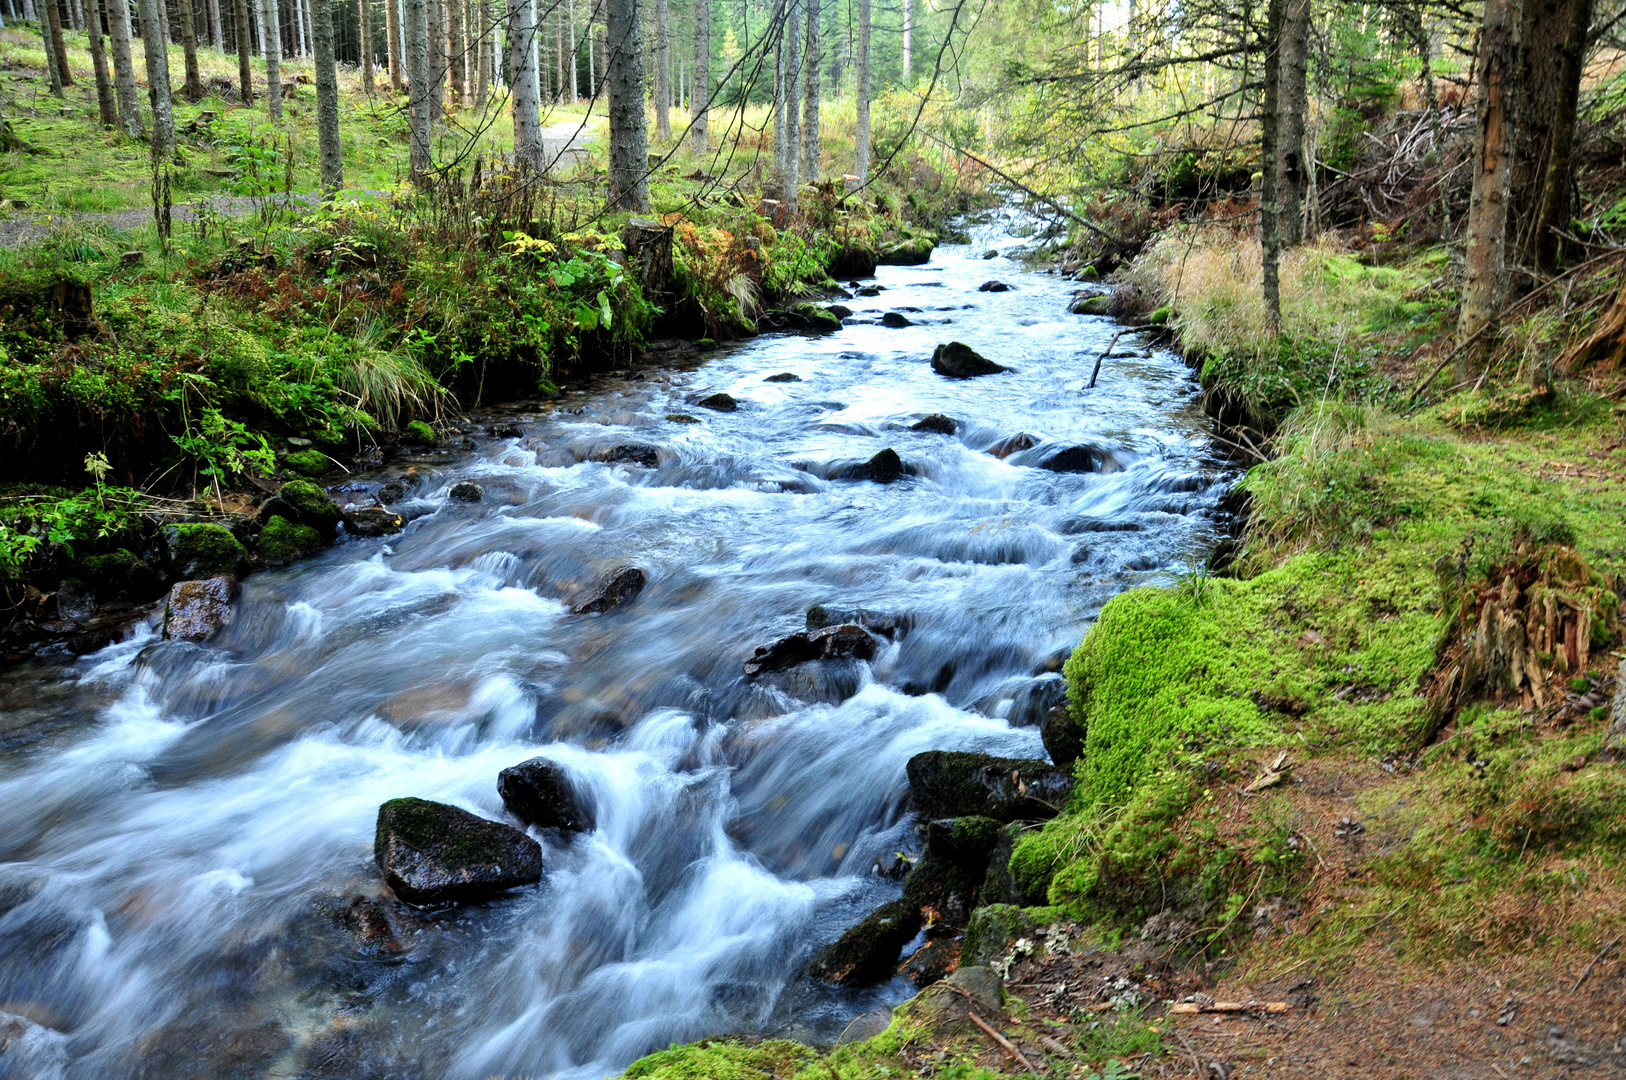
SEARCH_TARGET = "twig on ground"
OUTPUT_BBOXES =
[968,1011,1038,1075]
[1571,935,1621,992]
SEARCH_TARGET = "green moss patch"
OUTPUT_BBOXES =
[256,515,323,565]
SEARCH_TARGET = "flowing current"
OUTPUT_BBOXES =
[0,215,1231,1080]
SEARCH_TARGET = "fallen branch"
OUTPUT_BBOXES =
[1572,935,1621,992]
[1090,328,1127,389]
[968,1011,1038,1074]
[1168,1000,1291,1014]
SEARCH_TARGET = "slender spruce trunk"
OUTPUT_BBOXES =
[653,0,668,139]
[899,0,907,83]
[853,0,868,184]
[604,0,646,208]
[1533,0,1595,273]
[233,0,253,98]
[689,0,706,150]
[1277,0,1308,245]
[405,0,431,175]
[801,0,817,181]
[427,0,444,119]
[567,0,575,99]
[782,0,798,208]
[475,0,489,104]
[505,0,542,167]
[107,0,144,130]
[210,0,221,48]
[360,0,375,93]
[137,0,176,155]
[261,0,283,118]
[446,0,463,102]
[87,0,119,125]
[1457,0,1518,377]
[179,0,203,100]
[42,0,67,93]
[1260,0,1283,332]
[314,0,343,190]
[384,0,401,86]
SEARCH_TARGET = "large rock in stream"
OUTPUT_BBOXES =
[906,750,1074,822]
[162,577,239,642]
[498,758,595,832]
[744,623,878,676]
[931,342,1008,379]
[809,898,922,986]
[374,797,543,907]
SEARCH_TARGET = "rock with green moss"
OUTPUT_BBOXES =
[893,965,1004,1036]
[1147,305,1171,325]
[258,478,342,536]
[79,547,165,600]
[282,449,331,478]
[373,797,543,907]
[961,903,1048,968]
[808,898,922,986]
[878,236,935,266]
[901,816,1005,925]
[1041,699,1085,767]
[256,515,323,565]
[162,523,249,581]
[979,821,1049,907]
[906,751,1073,822]
[402,420,437,446]
[791,302,843,332]
[1069,294,1112,316]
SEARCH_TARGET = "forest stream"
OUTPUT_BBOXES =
[0,213,1232,1080]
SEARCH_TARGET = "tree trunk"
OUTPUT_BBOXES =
[1277,0,1308,245]
[801,0,817,181]
[405,0,431,175]
[567,0,576,99]
[782,0,798,208]
[210,0,221,49]
[87,0,118,124]
[653,0,668,139]
[1533,0,1594,273]
[427,0,444,120]
[360,0,375,92]
[233,0,253,100]
[1458,0,1518,376]
[604,0,646,208]
[384,0,401,87]
[1260,0,1282,332]
[42,0,68,92]
[314,0,343,190]
[854,0,868,184]
[506,0,542,167]
[137,0,175,155]
[772,4,784,181]
[446,0,463,102]
[178,0,203,100]
[261,0,283,118]
[899,0,907,84]
[688,0,705,150]
[475,0,489,104]
[1508,0,1566,266]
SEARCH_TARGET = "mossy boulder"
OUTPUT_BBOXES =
[792,303,842,332]
[930,342,1008,379]
[258,478,342,536]
[373,797,544,907]
[402,420,437,446]
[283,449,332,478]
[256,515,323,565]
[893,966,1004,1036]
[900,816,1005,925]
[905,751,1074,822]
[79,547,165,600]
[1041,698,1085,767]
[961,903,1049,968]
[162,523,249,581]
[878,236,935,266]
[828,244,879,278]
[979,821,1048,907]
[808,898,922,986]
[1069,294,1112,316]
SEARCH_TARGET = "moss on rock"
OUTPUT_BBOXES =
[256,515,323,565]
[283,449,331,478]
[163,522,249,581]
[403,420,437,446]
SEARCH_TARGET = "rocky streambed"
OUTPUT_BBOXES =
[0,211,1234,1080]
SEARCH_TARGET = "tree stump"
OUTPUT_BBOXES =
[620,218,674,302]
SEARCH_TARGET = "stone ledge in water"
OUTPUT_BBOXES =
[162,576,239,642]
[346,506,405,538]
[256,516,323,566]
[696,392,738,412]
[906,750,1073,822]
[978,280,1011,292]
[588,442,661,468]
[373,797,543,907]
[744,623,878,676]
[931,342,1008,379]
[808,898,922,987]
[806,603,909,639]
[498,758,595,832]
[572,566,646,615]
[881,312,913,329]
[986,432,1037,459]
[898,938,961,988]
[764,372,802,382]
[1069,293,1111,315]
[878,236,935,266]
[901,816,1005,927]
[258,478,343,536]
[448,482,485,503]
[911,413,958,435]
[832,448,906,483]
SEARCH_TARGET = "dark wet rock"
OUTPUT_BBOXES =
[931,341,1008,379]
[257,516,324,565]
[978,281,1010,293]
[881,311,913,329]
[697,392,738,412]
[489,422,526,438]
[589,443,661,468]
[572,566,646,614]
[1059,517,1142,534]
[896,966,1005,1035]
[986,432,1037,459]
[1034,444,1110,473]
[163,523,250,581]
[911,413,957,435]
[259,479,343,535]
[978,823,1044,908]
[826,304,853,319]
[898,938,961,987]
[448,482,485,503]
[828,245,879,278]
[376,480,409,504]
[346,507,406,538]
[1070,544,1091,564]
[981,249,998,259]
[901,816,1005,925]
[809,898,922,986]
[1041,699,1085,768]
[765,372,803,382]
[962,903,1046,968]
[855,285,883,297]
[806,604,909,639]
[79,547,166,600]
[793,303,843,332]
[1069,293,1111,316]
[906,750,1074,822]
[666,413,700,424]
[163,577,239,642]
[878,236,935,266]
[744,623,878,676]
[498,758,596,832]
[373,797,543,907]
[329,895,406,958]
[976,673,1068,728]
[833,447,905,483]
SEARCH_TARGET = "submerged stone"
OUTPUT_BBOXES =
[808,898,922,986]
[697,392,738,412]
[744,623,878,676]
[911,413,958,435]
[572,566,646,614]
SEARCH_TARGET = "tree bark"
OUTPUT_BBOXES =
[233,0,254,99]
[447,0,464,103]
[314,0,343,190]
[360,0,375,93]
[87,0,118,125]
[567,0,576,99]
[772,4,784,180]
[604,0,646,209]
[1260,0,1282,332]
[801,0,817,181]
[1533,0,1594,273]
[782,0,798,208]
[475,0,489,104]
[854,0,868,184]
[405,0,431,176]
[427,0,444,120]
[178,0,203,100]
[261,0,283,119]
[653,0,669,139]
[210,0,221,49]
[1508,0,1566,266]
[42,0,68,92]
[1458,0,1518,376]
[688,0,705,150]
[384,0,401,87]
[137,0,176,155]
[506,0,542,168]
[899,0,907,84]
[1277,0,1308,245]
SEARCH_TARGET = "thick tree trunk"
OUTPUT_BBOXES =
[801,0,817,181]
[233,0,254,100]
[405,0,431,175]
[42,0,67,93]
[87,0,118,124]
[1458,0,1518,376]
[137,0,176,155]
[688,0,705,150]
[210,0,221,48]
[446,0,463,102]
[506,0,542,167]
[360,0,375,93]
[653,0,668,139]
[384,0,401,87]
[1277,0,1308,245]
[1533,0,1594,273]
[314,0,343,190]
[427,0,444,120]
[178,0,203,100]
[261,0,283,119]
[604,0,646,209]
[1260,0,1282,332]
[853,0,868,184]
[1508,0,1566,266]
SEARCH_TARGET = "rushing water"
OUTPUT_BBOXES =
[0,213,1232,1080]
